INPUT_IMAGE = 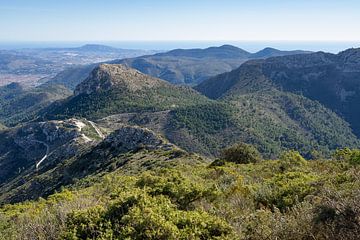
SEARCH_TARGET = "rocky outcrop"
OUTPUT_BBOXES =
[14,119,85,149]
[102,125,175,154]
[74,64,165,96]
[0,118,100,184]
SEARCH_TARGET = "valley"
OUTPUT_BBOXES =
[0,44,156,87]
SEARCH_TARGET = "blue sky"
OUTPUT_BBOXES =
[1,0,360,42]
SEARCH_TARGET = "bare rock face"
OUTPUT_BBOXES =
[103,125,168,153]
[14,119,84,150]
[74,64,165,96]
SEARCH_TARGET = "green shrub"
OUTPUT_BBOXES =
[64,193,233,240]
[333,148,360,165]
[256,172,318,211]
[349,151,360,165]
[221,143,261,164]
[2,143,360,240]
[64,206,113,240]
[135,171,218,210]
[279,150,307,171]
[333,148,353,161]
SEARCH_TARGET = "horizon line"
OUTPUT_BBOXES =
[1,40,360,43]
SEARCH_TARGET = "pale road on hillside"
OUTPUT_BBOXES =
[33,140,50,170]
[33,121,104,170]
[88,120,105,139]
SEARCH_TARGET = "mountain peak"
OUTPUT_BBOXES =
[259,47,279,52]
[97,63,136,73]
[251,47,311,58]
[220,44,237,47]
[217,44,242,50]
[160,45,250,59]
[205,45,250,57]
[74,64,165,96]
[77,44,118,52]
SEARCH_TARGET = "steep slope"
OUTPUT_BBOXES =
[196,48,360,136]
[46,63,98,90]
[0,122,187,204]
[43,64,210,120]
[0,82,71,126]
[0,118,103,195]
[97,91,359,159]
[0,82,23,97]
[222,90,359,155]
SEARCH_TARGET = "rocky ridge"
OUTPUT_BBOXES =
[74,64,165,96]
[0,119,180,203]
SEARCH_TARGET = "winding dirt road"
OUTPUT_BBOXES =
[32,120,103,170]
[33,140,50,170]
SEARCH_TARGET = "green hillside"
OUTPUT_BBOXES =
[1,143,360,240]
[164,90,359,158]
[196,48,360,137]
[0,82,71,126]
[44,64,209,120]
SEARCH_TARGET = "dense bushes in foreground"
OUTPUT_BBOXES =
[1,147,360,239]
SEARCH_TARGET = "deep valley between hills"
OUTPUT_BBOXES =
[1,45,360,239]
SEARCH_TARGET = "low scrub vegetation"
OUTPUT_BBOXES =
[1,146,360,239]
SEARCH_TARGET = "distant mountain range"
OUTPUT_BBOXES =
[40,44,152,54]
[47,45,311,88]
[196,47,360,136]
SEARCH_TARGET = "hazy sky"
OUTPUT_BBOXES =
[1,0,360,42]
